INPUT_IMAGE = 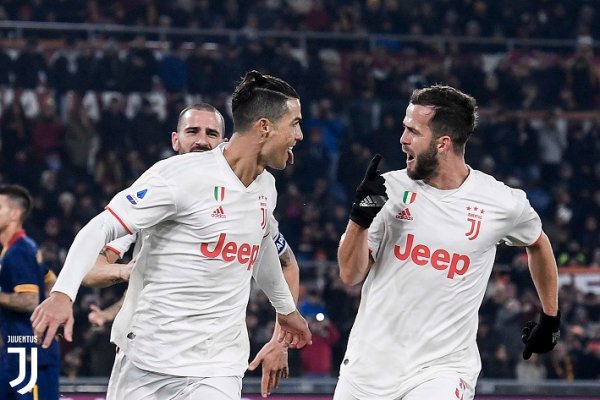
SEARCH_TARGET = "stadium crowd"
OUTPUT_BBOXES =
[0,0,600,385]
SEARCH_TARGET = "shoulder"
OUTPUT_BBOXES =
[381,169,411,183]
[469,169,531,213]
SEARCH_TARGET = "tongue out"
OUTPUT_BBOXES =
[287,148,295,165]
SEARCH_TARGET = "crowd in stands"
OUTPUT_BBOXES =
[1,1,600,383]
[1,0,599,41]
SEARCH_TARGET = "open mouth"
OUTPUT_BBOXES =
[406,153,415,165]
[287,147,295,165]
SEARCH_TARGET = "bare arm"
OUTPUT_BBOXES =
[0,292,39,313]
[338,220,374,285]
[279,247,299,304]
[88,291,126,327]
[82,248,130,288]
[526,231,559,316]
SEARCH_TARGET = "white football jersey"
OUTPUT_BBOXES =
[339,167,542,398]
[105,144,278,377]
[105,233,138,258]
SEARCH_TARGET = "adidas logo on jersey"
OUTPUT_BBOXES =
[396,208,413,221]
[211,206,226,219]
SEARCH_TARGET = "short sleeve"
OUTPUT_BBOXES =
[502,188,542,247]
[105,233,139,258]
[106,171,178,233]
[5,248,40,291]
[367,205,388,261]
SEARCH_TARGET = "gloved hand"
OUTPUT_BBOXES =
[350,154,388,229]
[521,310,560,360]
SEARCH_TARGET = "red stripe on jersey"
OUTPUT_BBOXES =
[105,207,133,235]
[105,245,123,258]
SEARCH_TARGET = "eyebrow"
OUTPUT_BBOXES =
[403,123,420,135]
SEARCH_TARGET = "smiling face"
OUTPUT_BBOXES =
[261,98,303,170]
[400,103,441,181]
[171,109,225,154]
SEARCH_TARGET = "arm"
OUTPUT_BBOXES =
[82,248,132,288]
[0,292,39,313]
[526,231,559,316]
[339,154,387,285]
[521,231,561,360]
[279,247,299,303]
[248,246,300,397]
[252,237,311,348]
[31,211,128,348]
[88,291,126,327]
[338,221,374,285]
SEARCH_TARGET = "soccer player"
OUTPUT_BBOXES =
[0,185,60,400]
[85,102,301,396]
[335,85,560,399]
[31,70,311,399]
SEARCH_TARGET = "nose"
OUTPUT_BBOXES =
[400,128,410,146]
[195,134,209,146]
[296,126,304,142]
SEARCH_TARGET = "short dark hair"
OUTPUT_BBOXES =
[410,85,478,153]
[231,70,299,132]
[177,103,226,136]
[0,184,33,222]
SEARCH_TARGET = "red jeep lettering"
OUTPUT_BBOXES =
[394,234,470,279]
[200,233,260,270]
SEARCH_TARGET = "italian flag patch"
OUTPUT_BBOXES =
[214,186,225,202]
[403,191,417,204]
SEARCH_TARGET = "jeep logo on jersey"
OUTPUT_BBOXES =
[200,233,260,270]
[393,234,470,279]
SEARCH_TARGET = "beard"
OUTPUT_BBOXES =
[407,140,439,181]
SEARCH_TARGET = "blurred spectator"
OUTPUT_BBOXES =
[13,37,46,89]
[300,314,340,377]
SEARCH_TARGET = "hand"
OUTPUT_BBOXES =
[119,256,137,282]
[350,154,388,228]
[277,310,312,349]
[88,304,108,328]
[248,338,289,398]
[522,310,561,360]
[31,292,74,348]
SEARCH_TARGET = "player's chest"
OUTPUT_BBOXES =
[184,185,273,237]
[384,190,503,251]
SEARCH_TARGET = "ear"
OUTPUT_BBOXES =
[257,118,271,139]
[171,132,180,152]
[437,135,452,153]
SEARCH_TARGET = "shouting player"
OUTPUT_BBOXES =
[335,85,559,399]
[31,71,311,400]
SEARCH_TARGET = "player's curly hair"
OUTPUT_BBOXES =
[0,184,33,222]
[231,70,299,132]
[410,85,478,154]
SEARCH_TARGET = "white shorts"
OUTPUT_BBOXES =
[334,372,475,400]
[107,351,242,400]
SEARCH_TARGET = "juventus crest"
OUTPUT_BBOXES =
[465,206,484,240]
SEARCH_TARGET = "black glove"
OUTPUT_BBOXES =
[521,310,560,360]
[350,154,388,228]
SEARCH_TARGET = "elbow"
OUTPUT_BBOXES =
[81,274,97,288]
[339,267,360,286]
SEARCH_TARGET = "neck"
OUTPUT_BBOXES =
[223,132,265,187]
[424,155,470,190]
[0,223,22,248]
